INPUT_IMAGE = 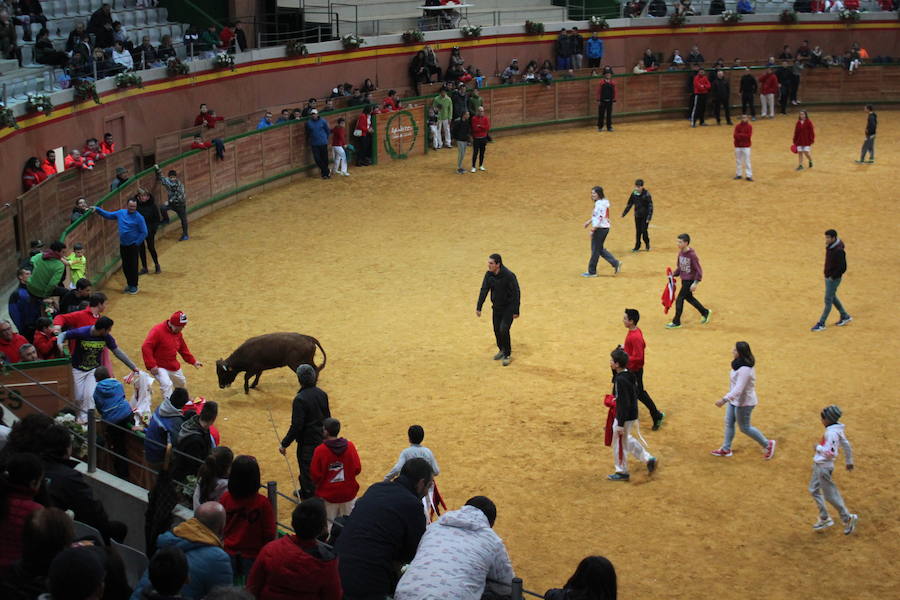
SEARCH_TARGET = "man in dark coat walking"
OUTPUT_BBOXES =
[476,253,520,367]
[280,364,331,498]
[621,179,654,252]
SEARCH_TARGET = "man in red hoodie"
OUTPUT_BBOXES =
[666,233,711,329]
[623,308,665,430]
[311,417,361,529]
[733,114,753,181]
[690,68,711,127]
[758,67,779,118]
[142,311,202,401]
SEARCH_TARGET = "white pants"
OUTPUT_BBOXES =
[73,368,98,422]
[735,147,752,178]
[325,498,356,531]
[429,124,441,149]
[439,119,451,147]
[332,146,348,174]
[759,93,775,117]
[612,419,651,474]
[153,367,186,401]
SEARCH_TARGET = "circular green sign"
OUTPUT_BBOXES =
[383,110,419,159]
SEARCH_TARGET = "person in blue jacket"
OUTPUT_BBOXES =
[306,109,332,179]
[92,199,147,295]
[93,365,134,478]
[586,32,604,69]
[144,387,189,470]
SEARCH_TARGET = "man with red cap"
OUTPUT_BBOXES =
[141,311,202,401]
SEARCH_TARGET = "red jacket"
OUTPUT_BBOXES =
[64,154,93,170]
[383,96,399,111]
[355,113,371,135]
[141,321,197,371]
[0,333,29,362]
[82,146,106,162]
[0,489,42,571]
[100,141,116,155]
[22,167,47,191]
[843,0,859,8]
[597,79,617,101]
[191,141,213,150]
[195,114,225,128]
[733,121,752,147]
[310,438,361,503]
[219,492,276,559]
[759,72,779,95]
[332,125,347,147]
[33,329,60,359]
[54,308,101,353]
[247,535,342,600]
[470,115,491,138]
[793,118,815,146]
[41,158,58,177]
[623,328,646,371]
[220,27,235,48]
[693,74,711,95]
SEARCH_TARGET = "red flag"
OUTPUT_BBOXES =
[603,394,616,446]
[429,481,447,521]
[661,267,676,314]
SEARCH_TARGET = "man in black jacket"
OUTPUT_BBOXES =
[555,28,572,70]
[608,348,657,481]
[811,229,851,332]
[476,253,520,367]
[711,70,732,125]
[336,458,433,600]
[173,401,218,483]
[280,364,331,499]
[739,69,757,119]
[776,61,793,115]
[856,104,876,164]
[622,179,653,252]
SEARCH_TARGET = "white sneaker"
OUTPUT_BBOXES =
[470,167,476,173]
[843,514,858,535]
[812,517,834,531]
[479,166,486,171]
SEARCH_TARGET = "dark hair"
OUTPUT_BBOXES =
[93,366,110,381]
[408,424,425,444]
[824,229,837,238]
[73,243,83,251]
[168,169,177,177]
[563,555,617,600]
[199,400,218,422]
[47,149,56,158]
[634,179,644,186]
[75,278,91,290]
[197,446,233,504]
[624,308,640,325]
[610,348,629,369]
[89,292,107,307]
[489,253,502,266]
[592,186,604,198]
[22,507,75,573]
[95,316,114,330]
[0,413,54,462]
[734,341,755,367]
[36,316,53,330]
[149,546,188,595]
[465,495,497,527]
[865,104,873,111]
[678,233,691,244]
[323,417,341,437]
[50,241,66,253]
[41,424,73,459]
[292,497,327,539]
[0,452,43,520]
[400,457,433,485]
[227,455,261,499]
[169,387,189,409]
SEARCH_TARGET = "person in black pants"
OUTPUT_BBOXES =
[596,72,616,131]
[279,364,331,499]
[776,61,792,115]
[711,70,732,125]
[739,69,757,119]
[135,188,162,274]
[476,253,520,367]
[621,179,653,251]
[666,233,711,329]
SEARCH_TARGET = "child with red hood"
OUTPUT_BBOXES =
[310,417,361,529]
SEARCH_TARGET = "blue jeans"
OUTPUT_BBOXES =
[818,277,849,325]
[723,404,768,450]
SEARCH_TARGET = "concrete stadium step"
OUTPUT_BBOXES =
[0,58,20,75]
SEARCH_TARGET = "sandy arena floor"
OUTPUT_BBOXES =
[104,110,900,599]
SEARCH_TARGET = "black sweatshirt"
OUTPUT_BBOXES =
[711,77,730,100]
[622,189,653,221]
[739,73,757,95]
[281,385,331,448]
[613,370,638,425]
[865,112,877,136]
[477,265,521,314]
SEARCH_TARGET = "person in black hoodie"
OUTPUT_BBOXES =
[335,458,433,600]
[711,70,732,125]
[279,365,331,499]
[856,104,876,164]
[173,401,218,484]
[776,61,793,115]
[476,254,521,366]
[136,189,162,275]
[739,69,757,119]
[544,555,617,600]
[811,229,851,332]
[621,179,653,252]
[607,348,656,482]
[451,110,471,174]
[142,546,189,600]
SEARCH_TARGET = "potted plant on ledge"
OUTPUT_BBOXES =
[460,25,482,38]
[401,30,425,44]
[341,34,365,50]
[589,16,609,31]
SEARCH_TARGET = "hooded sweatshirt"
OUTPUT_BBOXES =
[824,238,847,279]
[142,321,197,371]
[394,505,515,600]
[26,250,66,298]
[673,247,703,281]
[814,423,853,469]
[130,519,232,600]
[93,378,133,424]
[144,397,186,463]
[310,437,361,503]
[247,535,342,600]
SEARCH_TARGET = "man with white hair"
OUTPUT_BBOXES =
[141,311,202,401]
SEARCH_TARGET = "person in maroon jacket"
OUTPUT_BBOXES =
[666,233,711,329]
[690,68,711,127]
[310,418,361,529]
[758,68,779,118]
[0,452,44,574]
[811,229,851,332]
[219,455,276,575]
[597,72,617,132]
[793,109,815,170]
[470,105,491,172]
[733,114,753,181]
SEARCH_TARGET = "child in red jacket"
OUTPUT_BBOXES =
[219,455,276,575]
[33,317,60,359]
[793,110,815,170]
[310,417,361,529]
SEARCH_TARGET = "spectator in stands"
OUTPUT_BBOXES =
[191,132,225,160]
[199,24,221,58]
[113,20,130,49]
[34,28,68,67]
[422,45,441,81]
[193,445,232,510]
[361,77,376,94]
[275,109,289,123]
[26,240,70,300]
[7,269,39,342]
[21,157,47,192]
[642,48,659,71]
[70,197,90,223]
[311,418,361,528]
[65,241,86,288]
[306,109,331,179]
[544,556,617,600]
[92,365,135,477]
[279,364,330,499]
[676,0,695,14]
[447,46,464,75]
[158,34,176,62]
[330,117,349,176]
[60,278,90,314]
[648,0,667,16]
[409,50,429,87]
[383,89,401,111]
[156,165,190,240]
[586,31,603,68]
[83,138,107,163]
[88,3,114,49]
[40,424,127,542]
[135,36,163,69]
[143,386,189,470]
[18,343,38,362]
[219,455,276,575]
[0,506,74,600]
[0,452,44,574]
[0,413,53,466]
[301,98,317,116]
[354,105,374,166]
[12,0,46,43]
[92,198,147,293]
[256,111,273,130]
[109,166,129,190]
[669,49,685,69]
[687,45,704,64]
[41,149,58,177]
[133,502,233,600]
[219,22,237,53]
[194,103,218,128]
[0,8,22,66]
[336,458,434,600]
[232,20,247,52]
[65,21,86,53]
[91,46,124,78]
[554,28,572,70]
[142,546,189,600]
[32,317,59,359]
[172,400,218,483]
[709,0,726,14]
[0,319,29,362]
[500,58,520,84]
[626,0,645,17]
[737,0,754,12]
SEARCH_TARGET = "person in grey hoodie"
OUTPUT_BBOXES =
[394,496,514,600]
[143,387,189,470]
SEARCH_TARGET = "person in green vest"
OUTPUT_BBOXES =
[467,87,483,115]
[27,240,70,299]
[431,88,453,149]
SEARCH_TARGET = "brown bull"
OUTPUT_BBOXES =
[215,332,326,394]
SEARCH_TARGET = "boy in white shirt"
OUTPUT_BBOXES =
[810,405,858,534]
[385,425,442,521]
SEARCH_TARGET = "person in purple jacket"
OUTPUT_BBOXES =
[666,233,712,329]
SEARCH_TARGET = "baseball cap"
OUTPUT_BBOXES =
[310,109,319,114]
[169,311,188,327]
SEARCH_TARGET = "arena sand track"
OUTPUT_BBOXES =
[104,110,899,599]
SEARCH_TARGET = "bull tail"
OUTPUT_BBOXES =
[310,336,326,372]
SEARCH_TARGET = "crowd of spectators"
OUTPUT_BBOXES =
[622,0,898,16]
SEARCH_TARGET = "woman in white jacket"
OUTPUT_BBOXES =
[711,341,776,459]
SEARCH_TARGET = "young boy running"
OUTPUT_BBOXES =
[810,405,858,534]
[666,233,711,329]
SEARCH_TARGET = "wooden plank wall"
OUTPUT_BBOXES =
[0,361,73,418]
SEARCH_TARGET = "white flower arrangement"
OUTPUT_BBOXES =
[341,34,365,49]
[213,51,236,69]
[721,10,742,24]
[460,25,482,38]
[26,92,53,115]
